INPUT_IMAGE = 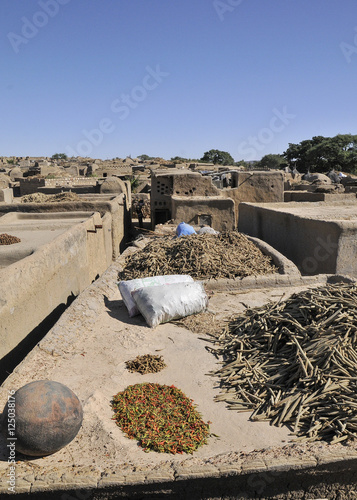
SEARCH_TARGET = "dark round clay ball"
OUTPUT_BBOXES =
[1,380,83,456]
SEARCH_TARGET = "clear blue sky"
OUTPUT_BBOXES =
[1,0,357,161]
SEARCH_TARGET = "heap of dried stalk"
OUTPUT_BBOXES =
[21,192,82,203]
[125,354,167,374]
[119,231,277,280]
[208,283,357,444]
[132,198,150,218]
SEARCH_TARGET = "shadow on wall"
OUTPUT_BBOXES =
[0,294,76,385]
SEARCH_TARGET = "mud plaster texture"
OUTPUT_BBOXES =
[1,247,357,498]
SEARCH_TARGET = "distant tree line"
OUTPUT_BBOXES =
[254,154,287,170]
[63,133,357,174]
[283,134,357,174]
[51,153,68,160]
[170,150,243,167]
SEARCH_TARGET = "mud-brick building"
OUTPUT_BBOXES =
[150,170,233,230]
[150,169,284,231]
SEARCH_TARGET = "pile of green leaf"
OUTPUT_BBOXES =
[111,383,210,454]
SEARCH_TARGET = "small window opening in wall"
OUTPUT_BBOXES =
[103,173,107,177]
[199,214,212,226]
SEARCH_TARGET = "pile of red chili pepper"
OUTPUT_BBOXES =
[111,383,210,454]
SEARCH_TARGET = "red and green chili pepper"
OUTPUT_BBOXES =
[111,383,211,454]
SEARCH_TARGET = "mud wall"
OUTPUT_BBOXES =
[171,195,235,231]
[224,171,284,224]
[238,202,357,276]
[0,193,128,259]
[0,212,112,359]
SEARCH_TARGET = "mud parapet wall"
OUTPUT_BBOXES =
[223,171,284,225]
[284,191,357,203]
[0,193,128,259]
[171,195,236,232]
[0,211,113,359]
[18,177,98,196]
[238,201,357,276]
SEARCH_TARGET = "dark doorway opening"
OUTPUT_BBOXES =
[154,209,171,225]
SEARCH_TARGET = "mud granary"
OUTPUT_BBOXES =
[150,168,284,230]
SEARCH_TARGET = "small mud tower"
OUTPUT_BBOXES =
[150,170,176,226]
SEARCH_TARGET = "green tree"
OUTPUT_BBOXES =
[234,159,249,169]
[138,154,153,161]
[256,154,288,170]
[200,149,234,165]
[283,134,357,174]
[51,153,68,160]
[124,175,139,192]
[171,156,189,163]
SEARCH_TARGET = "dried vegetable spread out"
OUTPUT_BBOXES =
[119,231,277,280]
[208,283,357,444]
[125,354,167,374]
[132,198,150,218]
[112,383,210,454]
[0,233,21,245]
[173,311,227,338]
[21,192,82,203]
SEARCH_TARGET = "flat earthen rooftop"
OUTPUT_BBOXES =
[248,201,357,221]
[0,212,95,269]
[2,243,357,498]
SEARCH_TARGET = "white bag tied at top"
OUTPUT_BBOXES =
[131,281,208,328]
[118,275,194,317]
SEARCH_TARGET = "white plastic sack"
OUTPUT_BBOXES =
[197,227,219,235]
[118,275,194,317]
[131,281,208,328]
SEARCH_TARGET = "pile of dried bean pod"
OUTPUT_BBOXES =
[0,233,21,245]
[119,231,277,280]
[21,192,82,203]
[125,354,166,374]
[208,283,357,444]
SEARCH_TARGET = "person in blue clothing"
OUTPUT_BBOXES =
[176,222,196,237]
